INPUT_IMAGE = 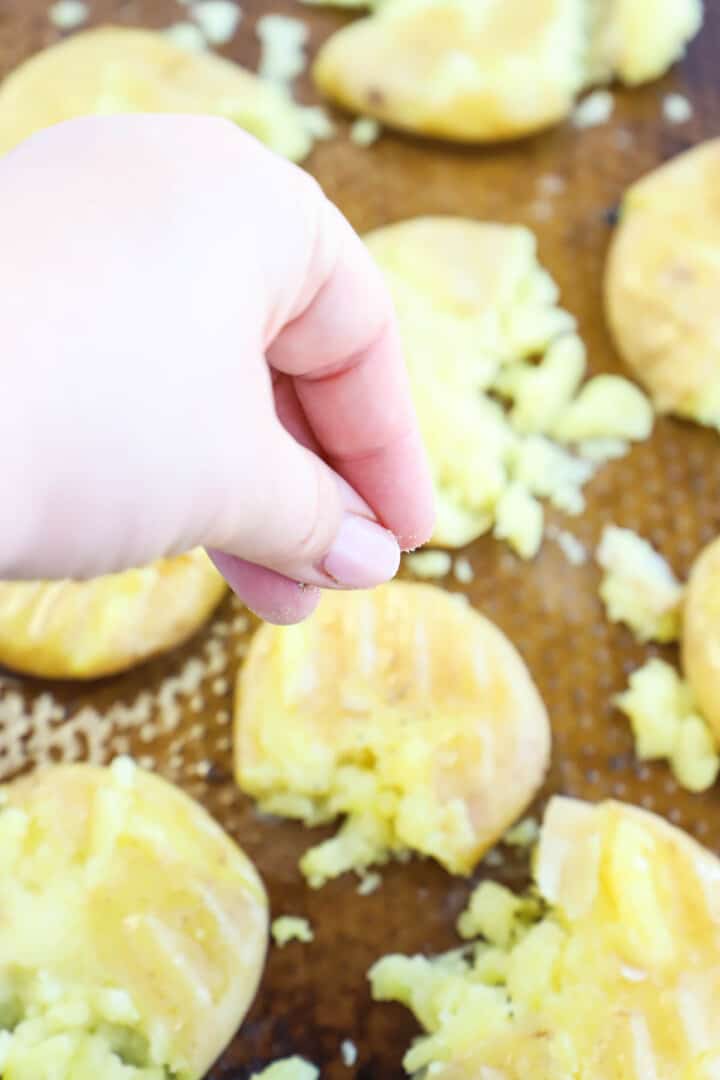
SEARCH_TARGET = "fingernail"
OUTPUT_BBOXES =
[322,515,400,588]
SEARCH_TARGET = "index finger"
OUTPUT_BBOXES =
[266,204,435,551]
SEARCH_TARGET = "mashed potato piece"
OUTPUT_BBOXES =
[0,759,268,1080]
[371,796,720,1077]
[271,917,314,946]
[597,524,683,643]
[605,139,720,429]
[234,583,550,886]
[0,549,226,679]
[314,0,702,142]
[0,26,314,162]
[615,657,719,792]
[365,217,652,553]
[586,0,703,86]
[683,535,720,743]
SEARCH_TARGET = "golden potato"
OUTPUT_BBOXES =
[314,0,703,142]
[372,796,720,1078]
[0,759,268,1080]
[0,26,313,161]
[0,549,226,679]
[605,139,720,429]
[235,582,550,886]
[683,535,720,743]
[314,0,587,142]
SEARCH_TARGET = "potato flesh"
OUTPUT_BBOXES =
[0,762,268,1080]
[371,797,720,1078]
[235,583,549,884]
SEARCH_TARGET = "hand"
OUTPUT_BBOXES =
[0,115,434,623]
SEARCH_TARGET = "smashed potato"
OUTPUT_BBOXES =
[365,216,651,552]
[0,26,314,161]
[0,759,268,1080]
[0,549,226,679]
[314,0,586,142]
[234,582,550,886]
[605,138,720,429]
[371,796,720,1077]
[683,535,720,743]
[314,0,702,142]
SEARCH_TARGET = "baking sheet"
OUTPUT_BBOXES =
[1,1,720,1076]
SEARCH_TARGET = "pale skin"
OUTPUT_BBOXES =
[0,115,435,624]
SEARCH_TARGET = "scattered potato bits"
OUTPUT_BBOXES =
[616,658,719,792]
[314,0,702,142]
[597,524,683,643]
[365,217,652,553]
[0,760,268,1080]
[271,916,314,946]
[683,535,720,743]
[405,550,452,579]
[0,549,226,680]
[606,138,720,429]
[371,796,720,1077]
[234,583,549,886]
[0,26,315,162]
[191,0,242,46]
[48,0,89,30]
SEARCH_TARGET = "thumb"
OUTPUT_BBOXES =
[208,421,401,620]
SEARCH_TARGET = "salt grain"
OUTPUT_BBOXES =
[49,0,89,30]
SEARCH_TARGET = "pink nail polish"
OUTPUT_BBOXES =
[323,515,400,588]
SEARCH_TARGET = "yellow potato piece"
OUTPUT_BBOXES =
[0,26,313,161]
[0,548,226,679]
[605,138,720,429]
[371,796,720,1078]
[314,0,587,142]
[235,582,550,885]
[683,535,720,743]
[0,759,268,1080]
[586,0,703,86]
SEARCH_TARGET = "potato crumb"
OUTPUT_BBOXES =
[257,14,308,86]
[351,116,381,146]
[504,816,539,848]
[341,1038,358,1067]
[577,437,629,463]
[546,525,587,567]
[164,21,207,50]
[251,1060,319,1080]
[597,525,683,643]
[405,550,452,579]
[299,104,336,140]
[453,556,474,585]
[48,0,88,30]
[271,915,314,946]
[663,92,693,124]
[357,870,382,896]
[571,89,614,128]
[191,1,242,46]
[493,485,543,560]
[553,376,653,442]
[457,880,540,946]
[616,658,720,793]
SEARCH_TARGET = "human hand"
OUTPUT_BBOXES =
[0,115,434,623]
